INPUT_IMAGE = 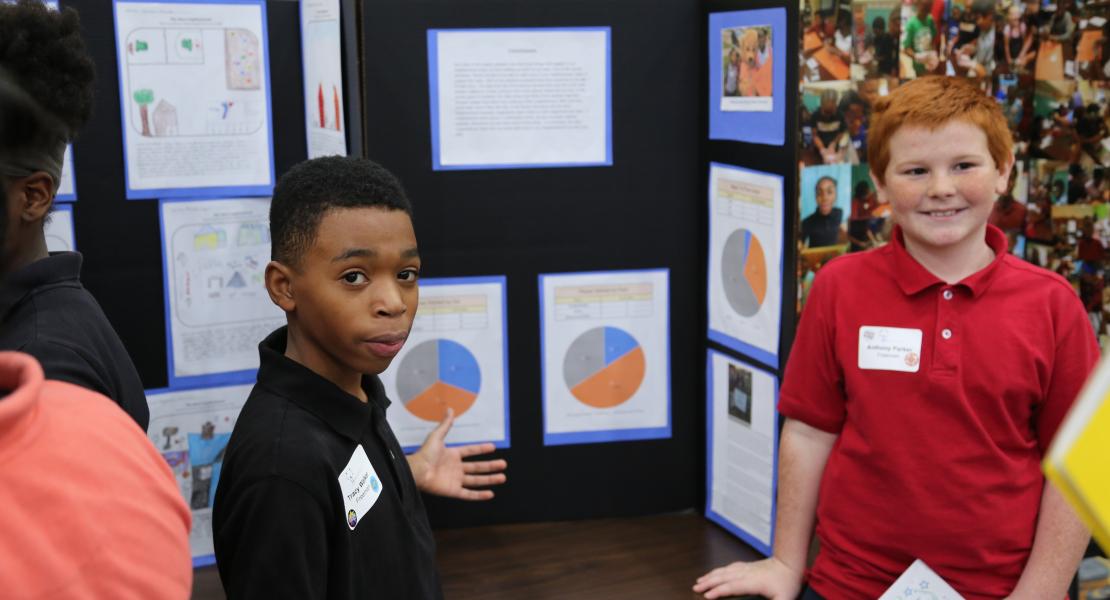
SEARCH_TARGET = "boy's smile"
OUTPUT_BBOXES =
[875,119,1012,266]
[271,206,420,398]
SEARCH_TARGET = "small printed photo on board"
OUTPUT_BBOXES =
[799,163,851,250]
[727,363,753,426]
[851,0,900,80]
[801,2,852,82]
[721,24,774,111]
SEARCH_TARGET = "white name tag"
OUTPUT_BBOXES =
[878,559,964,599]
[858,326,922,373]
[338,444,383,530]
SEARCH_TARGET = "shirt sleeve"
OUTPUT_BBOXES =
[779,266,847,433]
[1036,290,1101,454]
[215,476,330,600]
[22,340,113,399]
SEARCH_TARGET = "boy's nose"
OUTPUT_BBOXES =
[927,173,957,198]
[373,283,407,317]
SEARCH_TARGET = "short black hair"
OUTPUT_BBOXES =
[0,0,96,138]
[270,156,412,265]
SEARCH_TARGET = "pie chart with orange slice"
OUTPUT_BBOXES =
[721,229,767,317]
[563,326,646,408]
[396,339,481,422]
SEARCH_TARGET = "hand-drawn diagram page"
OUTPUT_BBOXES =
[114,0,274,198]
[160,197,283,385]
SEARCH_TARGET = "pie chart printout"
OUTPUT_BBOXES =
[721,229,767,317]
[563,326,646,409]
[396,339,481,422]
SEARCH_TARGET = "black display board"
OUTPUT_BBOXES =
[54,0,797,532]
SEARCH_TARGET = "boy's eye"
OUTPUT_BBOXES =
[954,162,977,171]
[342,272,368,284]
[398,269,420,282]
[904,167,927,176]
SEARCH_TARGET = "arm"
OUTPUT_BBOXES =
[693,418,838,600]
[1004,484,1089,599]
[215,477,329,600]
[407,408,507,500]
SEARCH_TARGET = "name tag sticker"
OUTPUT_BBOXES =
[338,444,383,530]
[858,326,923,373]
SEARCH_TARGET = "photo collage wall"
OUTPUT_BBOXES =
[798,0,1110,345]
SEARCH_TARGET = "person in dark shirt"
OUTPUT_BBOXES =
[0,0,148,428]
[214,156,507,600]
[871,16,897,76]
[801,175,845,247]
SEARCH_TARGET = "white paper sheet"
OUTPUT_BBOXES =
[539,269,670,444]
[146,383,252,562]
[878,559,965,600]
[379,277,508,450]
[44,205,75,252]
[707,163,784,366]
[300,0,346,158]
[160,197,283,382]
[431,28,610,169]
[707,350,777,553]
[56,144,76,200]
[113,0,273,196]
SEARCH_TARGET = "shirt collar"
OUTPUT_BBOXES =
[256,326,390,443]
[888,223,1008,298]
[0,252,82,320]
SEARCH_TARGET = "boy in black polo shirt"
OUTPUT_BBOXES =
[0,0,148,428]
[214,156,506,599]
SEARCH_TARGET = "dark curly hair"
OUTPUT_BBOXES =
[0,0,96,138]
[270,156,413,266]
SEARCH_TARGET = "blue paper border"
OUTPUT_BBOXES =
[113,0,276,200]
[704,348,778,556]
[706,161,784,369]
[708,9,787,146]
[158,197,270,388]
[146,381,253,569]
[55,144,77,202]
[538,268,672,446]
[427,27,613,171]
[397,275,511,452]
[51,203,77,251]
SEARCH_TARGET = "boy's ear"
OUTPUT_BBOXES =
[12,173,54,223]
[995,153,1016,196]
[264,261,296,313]
[869,170,887,203]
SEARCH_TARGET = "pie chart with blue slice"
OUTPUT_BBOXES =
[395,339,481,422]
[721,228,767,317]
[562,326,646,409]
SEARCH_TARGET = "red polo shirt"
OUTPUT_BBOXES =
[780,225,1098,599]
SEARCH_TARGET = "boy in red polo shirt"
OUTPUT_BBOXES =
[695,76,1098,599]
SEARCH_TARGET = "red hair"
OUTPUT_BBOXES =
[867,76,1012,184]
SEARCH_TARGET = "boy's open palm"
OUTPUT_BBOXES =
[406,408,508,500]
[693,557,803,600]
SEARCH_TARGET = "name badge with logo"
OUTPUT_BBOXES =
[858,326,923,373]
[338,444,383,530]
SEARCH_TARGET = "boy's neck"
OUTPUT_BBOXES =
[284,324,369,403]
[902,225,996,285]
[0,229,48,279]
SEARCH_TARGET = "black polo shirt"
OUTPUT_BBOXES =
[213,327,442,600]
[0,252,148,429]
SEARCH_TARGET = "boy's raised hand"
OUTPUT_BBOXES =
[692,557,803,600]
[406,408,507,500]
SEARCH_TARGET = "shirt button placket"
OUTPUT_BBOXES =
[935,287,958,371]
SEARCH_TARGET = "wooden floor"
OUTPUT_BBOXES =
[192,512,762,599]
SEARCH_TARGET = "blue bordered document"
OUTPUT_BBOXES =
[159,197,282,387]
[146,382,252,568]
[707,162,784,368]
[705,348,778,556]
[708,8,787,145]
[539,268,670,446]
[113,0,275,199]
[379,276,511,452]
[44,203,76,252]
[428,27,612,170]
[300,0,347,159]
